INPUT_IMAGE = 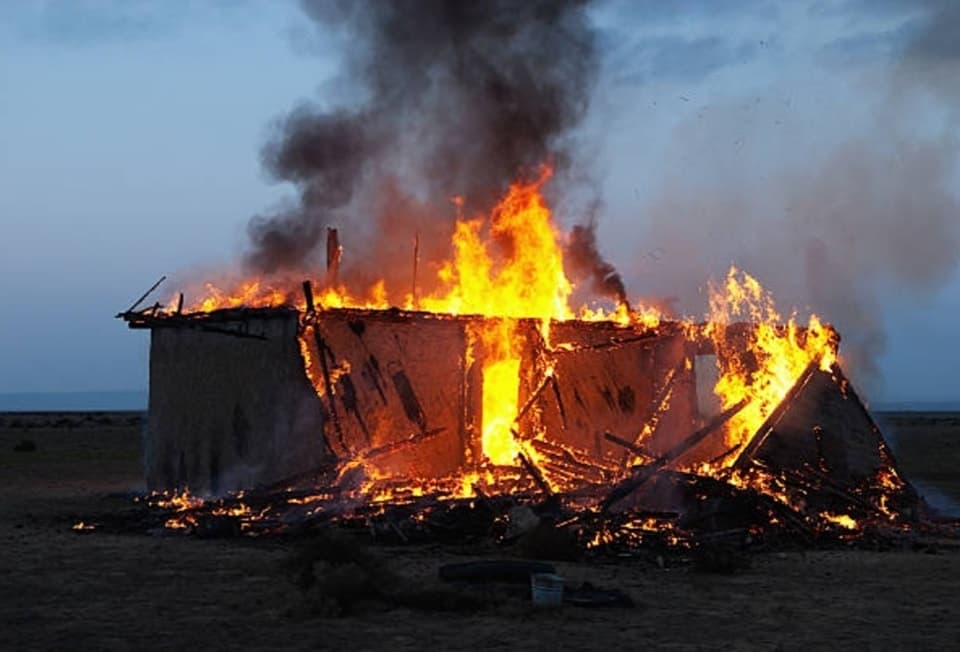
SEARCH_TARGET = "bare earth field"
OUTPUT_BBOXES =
[1,411,959,651]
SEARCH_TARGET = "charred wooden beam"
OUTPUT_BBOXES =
[412,231,420,310]
[517,450,553,498]
[121,313,269,340]
[302,280,315,313]
[599,398,749,513]
[514,368,555,426]
[549,375,568,429]
[362,427,445,460]
[310,323,348,456]
[626,356,686,454]
[176,292,184,315]
[603,431,648,459]
[547,331,672,354]
[707,443,742,467]
[124,275,166,314]
[530,438,619,476]
[662,397,749,461]
[326,227,341,286]
[733,360,820,470]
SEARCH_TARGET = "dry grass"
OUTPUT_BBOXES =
[1,411,959,651]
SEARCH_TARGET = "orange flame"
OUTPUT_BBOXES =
[705,266,837,463]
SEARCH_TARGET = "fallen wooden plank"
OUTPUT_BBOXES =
[599,398,750,513]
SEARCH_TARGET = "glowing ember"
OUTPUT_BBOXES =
[820,512,859,531]
[154,490,204,512]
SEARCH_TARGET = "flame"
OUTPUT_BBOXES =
[172,280,290,313]
[705,266,837,463]
[154,489,204,512]
[475,321,523,466]
[419,168,569,468]
[419,165,572,324]
[820,511,859,531]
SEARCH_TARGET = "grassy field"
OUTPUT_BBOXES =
[1,411,958,651]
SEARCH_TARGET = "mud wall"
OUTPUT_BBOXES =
[146,312,327,493]
[309,310,471,479]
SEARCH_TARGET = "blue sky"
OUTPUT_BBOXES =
[0,0,957,404]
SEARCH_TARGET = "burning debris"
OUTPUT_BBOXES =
[113,165,935,556]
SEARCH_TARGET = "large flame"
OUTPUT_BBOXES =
[416,168,571,466]
[476,321,523,466]
[704,266,837,463]
[420,165,573,323]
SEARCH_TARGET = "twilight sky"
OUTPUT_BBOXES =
[0,0,957,405]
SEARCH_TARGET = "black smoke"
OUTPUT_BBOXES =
[245,0,600,276]
[565,221,629,307]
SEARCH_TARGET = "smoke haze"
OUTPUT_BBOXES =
[597,0,960,389]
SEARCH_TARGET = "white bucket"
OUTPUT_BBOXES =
[530,573,564,607]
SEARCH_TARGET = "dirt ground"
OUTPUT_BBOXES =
[1,411,959,651]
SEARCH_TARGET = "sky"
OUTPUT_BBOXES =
[0,0,957,405]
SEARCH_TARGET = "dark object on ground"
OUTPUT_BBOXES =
[692,543,753,574]
[564,582,635,608]
[287,528,491,616]
[13,439,36,452]
[439,560,557,583]
[517,518,581,561]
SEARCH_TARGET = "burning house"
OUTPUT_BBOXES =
[106,1,941,549]
[118,170,921,548]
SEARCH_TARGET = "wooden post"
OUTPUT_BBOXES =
[302,280,315,313]
[126,275,166,313]
[326,228,341,288]
[412,231,420,310]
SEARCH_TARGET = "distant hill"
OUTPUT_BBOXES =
[0,391,147,412]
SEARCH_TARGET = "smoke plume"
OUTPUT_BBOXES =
[565,218,629,307]
[245,0,600,285]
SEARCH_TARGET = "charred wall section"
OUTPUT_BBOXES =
[146,312,328,493]
[307,310,471,480]
[517,321,697,466]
